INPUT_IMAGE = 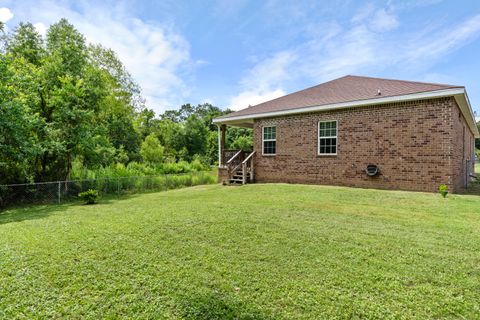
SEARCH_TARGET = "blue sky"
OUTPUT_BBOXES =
[1,0,480,118]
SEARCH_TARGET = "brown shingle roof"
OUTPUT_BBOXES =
[218,75,462,120]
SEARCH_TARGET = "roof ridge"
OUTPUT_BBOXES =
[345,74,463,88]
[231,75,352,111]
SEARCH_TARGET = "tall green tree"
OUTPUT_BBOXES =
[1,17,254,185]
[0,55,40,184]
[7,22,44,65]
[88,44,142,163]
[140,133,165,164]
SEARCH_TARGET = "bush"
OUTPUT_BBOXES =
[78,189,99,204]
[438,184,448,198]
[71,159,211,180]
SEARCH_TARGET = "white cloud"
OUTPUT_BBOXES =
[304,24,377,81]
[229,89,285,111]
[352,5,399,32]
[240,51,296,91]
[7,1,193,113]
[229,7,480,110]
[351,3,375,24]
[406,14,480,62]
[229,51,295,110]
[370,9,399,32]
[33,22,47,36]
[0,7,13,23]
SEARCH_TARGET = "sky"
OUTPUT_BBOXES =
[1,0,480,119]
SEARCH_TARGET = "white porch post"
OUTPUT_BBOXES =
[218,124,226,167]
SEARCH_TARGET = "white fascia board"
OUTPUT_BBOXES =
[213,88,465,124]
[453,90,479,138]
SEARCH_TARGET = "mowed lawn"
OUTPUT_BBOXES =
[1,184,480,319]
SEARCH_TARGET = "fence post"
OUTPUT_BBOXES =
[117,177,120,197]
[57,182,61,204]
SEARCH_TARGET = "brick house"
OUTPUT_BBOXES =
[213,75,479,193]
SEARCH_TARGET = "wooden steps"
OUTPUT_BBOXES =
[225,150,256,185]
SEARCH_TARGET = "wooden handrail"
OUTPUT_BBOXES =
[231,162,243,173]
[242,151,256,164]
[226,150,242,164]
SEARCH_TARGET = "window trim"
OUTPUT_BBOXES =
[262,125,277,156]
[318,120,338,156]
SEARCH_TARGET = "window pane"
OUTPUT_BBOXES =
[319,121,337,138]
[263,141,276,154]
[263,126,276,140]
[319,136,337,154]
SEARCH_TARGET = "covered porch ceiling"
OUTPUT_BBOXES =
[213,118,254,129]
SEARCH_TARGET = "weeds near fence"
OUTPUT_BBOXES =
[0,171,216,209]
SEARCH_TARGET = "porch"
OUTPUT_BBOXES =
[216,123,256,185]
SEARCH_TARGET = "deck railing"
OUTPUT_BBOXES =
[223,149,241,165]
[226,150,245,179]
[241,151,256,184]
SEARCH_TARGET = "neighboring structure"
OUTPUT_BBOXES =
[213,75,479,193]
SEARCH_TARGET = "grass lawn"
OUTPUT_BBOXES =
[1,184,480,319]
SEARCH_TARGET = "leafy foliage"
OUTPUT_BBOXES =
[438,184,448,198]
[140,133,165,164]
[78,189,99,204]
[0,18,251,186]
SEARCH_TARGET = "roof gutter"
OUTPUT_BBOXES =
[214,88,479,138]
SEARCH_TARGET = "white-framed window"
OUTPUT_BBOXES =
[318,120,337,155]
[262,126,276,155]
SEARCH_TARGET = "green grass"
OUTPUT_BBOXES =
[1,184,480,319]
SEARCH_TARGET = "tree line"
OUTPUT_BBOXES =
[0,19,252,185]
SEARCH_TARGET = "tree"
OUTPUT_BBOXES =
[7,22,44,65]
[1,17,252,185]
[46,18,87,77]
[184,115,209,161]
[231,135,253,151]
[89,44,142,162]
[135,108,156,139]
[140,133,165,164]
[0,55,40,184]
[226,127,253,150]
[154,119,185,160]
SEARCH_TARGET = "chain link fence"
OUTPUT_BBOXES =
[0,171,216,209]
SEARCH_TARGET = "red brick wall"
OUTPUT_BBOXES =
[218,167,229,184]
[252,97,474,193]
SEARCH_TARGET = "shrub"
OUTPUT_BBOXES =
[438,184,448,198]
[78,189,99,204]
[140,133,165,164]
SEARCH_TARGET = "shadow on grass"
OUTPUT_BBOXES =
[0,203,69,225]
[0,193,141,225]
[177,291,276,320]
